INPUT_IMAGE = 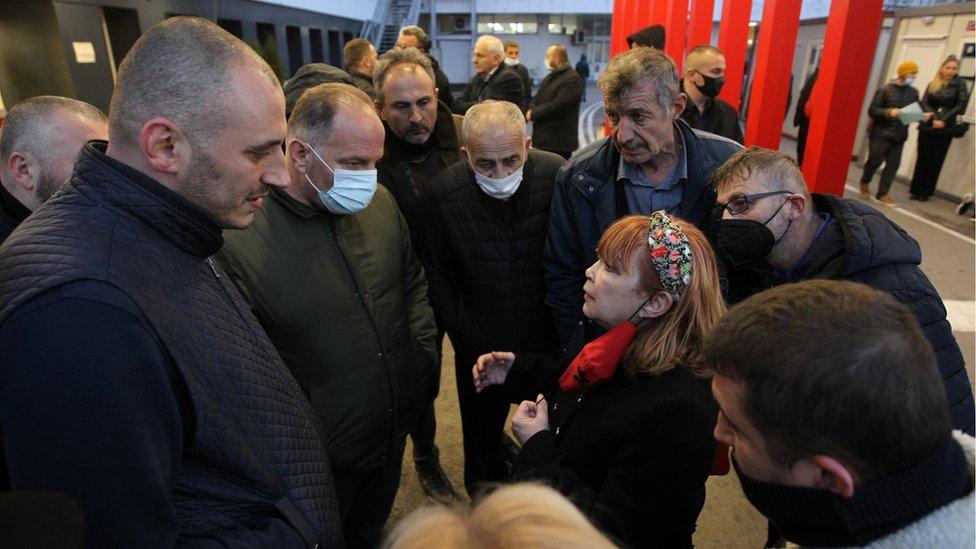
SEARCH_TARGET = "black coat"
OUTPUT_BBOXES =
[0,181,30,245]
[429,54,454,111]
[793,69,818,128]
[510,62,532,110]
[919,77,970,136]
[505,354,717,548]
[348,70,376,99]
[726,194,975,434]
[425,150,563,357]
[454,64,525,114]
[867,81,919,143]
[531,65,583,154]
[544,120,743,345]
[679,80,743,144]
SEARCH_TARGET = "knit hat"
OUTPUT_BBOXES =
[897,60,919,78]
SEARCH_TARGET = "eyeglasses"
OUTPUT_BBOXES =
[716,191,792,216]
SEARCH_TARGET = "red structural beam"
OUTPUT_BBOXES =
[665,0,690,68]
[802,0,884,196]
[610,0,631,56]
[634,0,654,31]
[652,1,669,25]
[743,0,802,148]
[688,0,716,48]
[717,0,751,111]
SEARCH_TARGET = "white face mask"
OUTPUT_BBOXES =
[304,142,377,215]
[903,77,915,86]
[474,165,524,200]
[503,57,519,66]
[545,60,554,71]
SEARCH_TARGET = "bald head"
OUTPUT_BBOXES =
[546,44,569,69]
[108,16,278,152]
[1,96,107,210]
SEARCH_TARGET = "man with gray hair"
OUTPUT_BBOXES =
[710,146,974,435]
[425,100,564,495]
[453,35,525,115]
[219,83,438,548]
[374,46,462,504]
[544,46,742,347]
[397,24,454,110]
[0,17,342,547]
[0,96,107,243]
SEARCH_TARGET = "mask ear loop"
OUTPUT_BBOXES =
[627,296,652,326]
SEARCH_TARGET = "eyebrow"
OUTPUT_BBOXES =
[336,156,369,163]
[246,139,282,153]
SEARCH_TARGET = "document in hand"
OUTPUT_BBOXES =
[898,102,925,125]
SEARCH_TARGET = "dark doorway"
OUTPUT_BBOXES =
[286,25,302,77]
[257,22,276,44]
[309,28,324,63]
[218,18,244,39]
[102,7,140,71]
[327,30,341,66]
[342,31,354,47]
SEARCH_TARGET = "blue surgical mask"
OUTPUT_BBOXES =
[903,77,916,86]
[304,142,377,215]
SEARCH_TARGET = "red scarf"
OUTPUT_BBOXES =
[558,321,638,391]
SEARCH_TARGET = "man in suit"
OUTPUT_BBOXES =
[504,40,532,110]
[527,44,583,160]
[454,35,524,115]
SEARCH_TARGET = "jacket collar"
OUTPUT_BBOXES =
[75,141,224,257]
[269,184,331,219]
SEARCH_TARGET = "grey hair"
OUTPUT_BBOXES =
[0,96,106,169]
[461,100,525,145]
[476,35,505,58]
[598,47,680,116]
[712,146,812,200]
[109,16,278,150]
[399,25,429,48]
[373,47,436,105]
[287,83,375,145]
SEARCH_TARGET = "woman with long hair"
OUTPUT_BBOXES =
[472,212,726,548]
[910,56,970,201]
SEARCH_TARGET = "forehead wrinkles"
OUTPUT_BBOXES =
[468,133,523,158]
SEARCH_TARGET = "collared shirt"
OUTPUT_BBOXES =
[772,212,832,282]
[483,65,499,81]
[618,129,688,215]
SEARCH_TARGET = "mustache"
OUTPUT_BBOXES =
[247,185,271,200]
[616,138,648,150]
[407,122,431,134]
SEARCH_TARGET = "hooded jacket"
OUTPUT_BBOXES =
[544,120,742,346]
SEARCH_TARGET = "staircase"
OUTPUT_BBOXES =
[361,0,423,53]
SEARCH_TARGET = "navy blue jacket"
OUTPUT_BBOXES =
[544,120,742,345]
[0,142,342,547]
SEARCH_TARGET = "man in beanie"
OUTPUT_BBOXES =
[627,24,665,50]
[859,60,930,205]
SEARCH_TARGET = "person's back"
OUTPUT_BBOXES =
[706,280,974,548]
[0,17,341,547]
[529,44,583,158]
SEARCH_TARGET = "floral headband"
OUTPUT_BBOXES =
[646,211,693,301]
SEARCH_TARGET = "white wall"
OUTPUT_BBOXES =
[261,0,377,22]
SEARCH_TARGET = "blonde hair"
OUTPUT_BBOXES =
[382,484,616,549]
[595,215,726,378]
[928,55,960,94]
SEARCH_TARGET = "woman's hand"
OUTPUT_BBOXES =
[472,351,515,393]
[933,119,946,129]
[511,395,549,445]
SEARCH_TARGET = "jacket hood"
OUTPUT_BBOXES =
[800,194,922,279]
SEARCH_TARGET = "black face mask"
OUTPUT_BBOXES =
[695,71,726,98]
[715,199,791,268]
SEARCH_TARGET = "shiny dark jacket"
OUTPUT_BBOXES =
[531,65,584,154]
[920,77,970,136]
[867,82,919,142]
[454,64,525,114]
[544,120,742,345]
[425,150,563,357]
[679,81,744,144]
[0,142,341,547]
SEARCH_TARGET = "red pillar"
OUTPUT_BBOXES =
[717,0,751,111]
[652,1,669,24]
[611,0,631,56]
[802,0,883,196]
[688,0,716,48]
[634,0,655,30]
[665,0,689,68]
[743,0,802,148]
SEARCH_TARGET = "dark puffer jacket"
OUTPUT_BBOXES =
[0,142,341,547]
[426,149,563,356]
[544,120,742,345]
[920,77,970,136]
[867,81,919,143]
[785,194,974,434]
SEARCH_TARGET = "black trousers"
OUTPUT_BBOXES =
[860,137,904,198]
[909,132,953,198]
[334,443,405,549]
[453,343,510,496]
[409,329,445,462]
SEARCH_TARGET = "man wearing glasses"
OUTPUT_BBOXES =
[712,146,973,438]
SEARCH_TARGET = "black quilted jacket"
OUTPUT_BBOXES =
[425,150,563,358]
[867,81,919,143]
[0,142,342,547]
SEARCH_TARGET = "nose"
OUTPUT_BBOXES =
[585,260,599,281]
[614,117,635,143]
[262,149,289,188]
[713,411,733,446]
[409,106,422,123]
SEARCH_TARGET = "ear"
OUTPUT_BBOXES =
[5,151,38,192]
[524,137,532,151]
[672,93,688,119]
[374,99,387,121]
[637,290,674,320]
[685,67,698,81]
[786,193,807,221]
[434,86,440,99]
[287,139,311,172]
[140,117,185,175]
[811,455,856,498]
